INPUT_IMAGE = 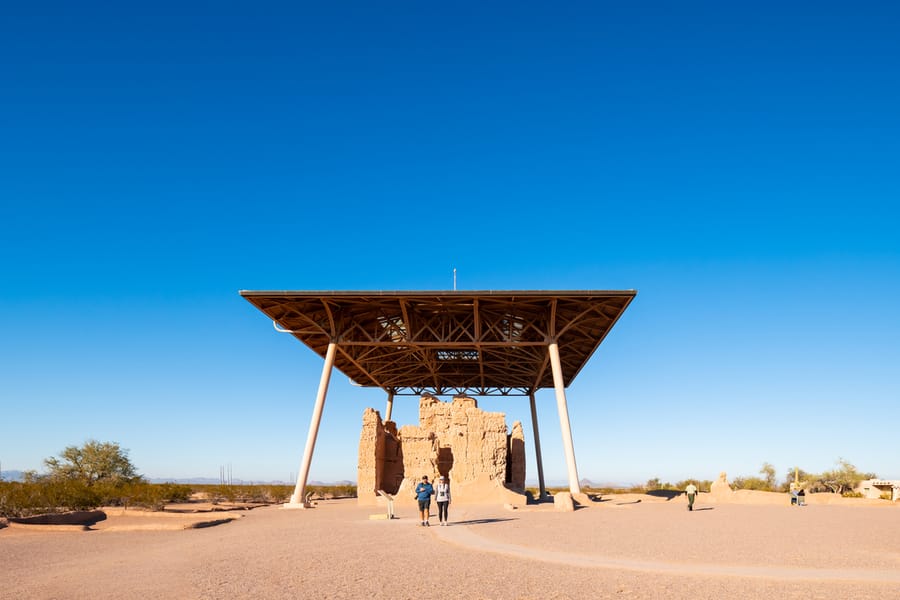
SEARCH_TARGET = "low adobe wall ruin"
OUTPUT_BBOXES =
[357,395,527,506]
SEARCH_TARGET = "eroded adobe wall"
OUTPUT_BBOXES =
[380,421,403,495]
[358,395,528,506]
[397,424,439,487]
[357,408,403,504]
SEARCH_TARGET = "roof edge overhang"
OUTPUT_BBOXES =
[239,289,637,297]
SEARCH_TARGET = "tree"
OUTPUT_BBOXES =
[731,476,769,491]
[760,462,776,490]
[817,458,875,495]
[781,467,812,492]
[44,440,139,486]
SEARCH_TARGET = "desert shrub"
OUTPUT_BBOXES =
[39,478,101,511]
[841,491,863,498]
[0,479,198,516]
[732,463,781,492]
[0,479,99,517]
[117,482,194,510]
[329,484,356,498]
[674,479,711,492]
[159,483,193,503]
[731,476,771,491]
[210,484,238,503]
[260,485,293,502]
[205,484,296,504]
[0,482,46,517]
[306,484,356,499]
[236,485,262,502]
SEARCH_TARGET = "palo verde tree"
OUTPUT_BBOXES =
[817,458,874,495]
[760,462,777,490]
[44,440,139,486]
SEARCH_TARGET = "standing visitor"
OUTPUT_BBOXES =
[415,475,434,526]
[435,475,451,526]
[685,482,698,511]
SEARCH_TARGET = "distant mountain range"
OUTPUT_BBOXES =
[1,470,25,482]
[0,471,355,486]
[579,478,638,489]
[146,478,356,486]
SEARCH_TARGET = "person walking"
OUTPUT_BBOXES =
[435,475,451,526]
[415,475,434,526]
[685,482,698,511]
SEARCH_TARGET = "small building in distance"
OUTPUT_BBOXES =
[857,479,900,501]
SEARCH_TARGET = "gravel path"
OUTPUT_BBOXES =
[2,497,898,599]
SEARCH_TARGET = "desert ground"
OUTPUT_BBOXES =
[2,493,899,599]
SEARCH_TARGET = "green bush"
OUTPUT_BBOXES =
[0,480,195,517]
[115,482,194,510]
[0,482,46,517]
[202,484,299,504]
[0,480,98,517]
[731,476,771,491]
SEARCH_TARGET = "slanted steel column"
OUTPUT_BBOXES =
[529,392,547,499]
[548,342,581,495]
[385,391,394,422]
[287,341,337,508]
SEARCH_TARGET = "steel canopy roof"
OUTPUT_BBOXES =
[240,290,636,396]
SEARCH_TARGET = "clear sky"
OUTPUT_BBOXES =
[2,2,898,486]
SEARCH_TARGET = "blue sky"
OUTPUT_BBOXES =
[2,2,898,486]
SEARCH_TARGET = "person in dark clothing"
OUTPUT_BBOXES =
[415,475,434,526]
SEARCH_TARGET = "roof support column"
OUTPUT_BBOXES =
[529,392,547,500]
[384,391,394,422]
[286,341,337,509]
[549,341,581,495]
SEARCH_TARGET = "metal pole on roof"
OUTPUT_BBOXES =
[548,342,581,496]
[286,341,337,509]
[529,392,547,499]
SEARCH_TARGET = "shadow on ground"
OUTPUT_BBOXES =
[450,518,517,526]
[646,490,683,501]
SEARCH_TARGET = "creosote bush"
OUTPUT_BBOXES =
[200,484,356,504]
[0,480,194,517]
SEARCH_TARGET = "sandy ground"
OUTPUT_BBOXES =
[2,494,899,599]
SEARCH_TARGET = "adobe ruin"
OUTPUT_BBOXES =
[357,395,528,506]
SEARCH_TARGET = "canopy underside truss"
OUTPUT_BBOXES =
[240,290,636,396]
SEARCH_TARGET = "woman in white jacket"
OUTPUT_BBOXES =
[435,475,451,526]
